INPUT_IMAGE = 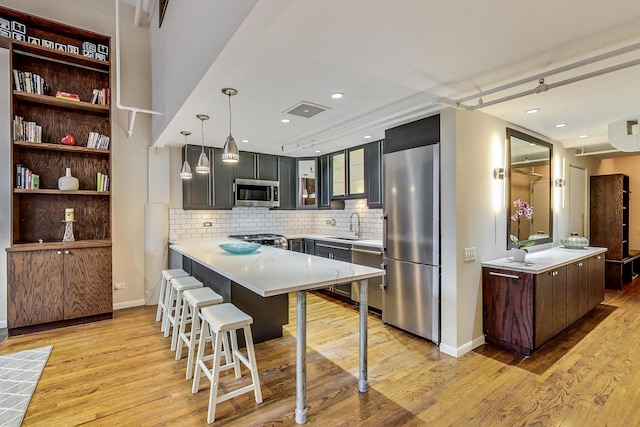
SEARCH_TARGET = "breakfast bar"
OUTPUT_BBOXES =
[169,239,386,424]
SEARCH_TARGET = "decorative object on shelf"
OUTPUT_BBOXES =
[55,90,80,101]
[180,130,192,179]
[509,235,534,262]
[62,208,75,242]
[221,87,239,163]
[195,114,210,174]
[219,242,261,255]
[510,248,527,262]
[561,232,589,249]
[58,167,79,191]
[60,133,76,146]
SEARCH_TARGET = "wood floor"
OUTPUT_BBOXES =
[4,282,640,426]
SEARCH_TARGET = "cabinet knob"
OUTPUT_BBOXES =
[596,255,602,260]
[56,250,62,255]
[64,250,70,255]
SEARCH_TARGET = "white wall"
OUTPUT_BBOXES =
[149,0,258,143]
[0,0,153,316]
[439,108,599,356]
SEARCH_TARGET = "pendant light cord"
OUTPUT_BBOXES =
[228,93,232,136]
[201,117,205,153]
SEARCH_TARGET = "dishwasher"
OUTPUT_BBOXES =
[351,245,384,312]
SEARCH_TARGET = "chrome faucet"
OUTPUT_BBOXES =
[350,212,361,237]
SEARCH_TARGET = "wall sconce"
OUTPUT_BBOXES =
[554,178,565,187]
[493,167,505,180]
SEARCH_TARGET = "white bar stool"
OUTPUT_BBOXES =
[164,276,203,351]
[176,287,224,380]
[192,303,263,424]
[156,268,189,332]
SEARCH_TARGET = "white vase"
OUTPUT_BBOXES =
[511,248,526,262]
[58,167,79,191]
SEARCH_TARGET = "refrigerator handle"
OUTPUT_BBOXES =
[383,214,388,254]
[380,262,387,290]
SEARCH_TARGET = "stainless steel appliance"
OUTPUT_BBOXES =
[383,115,440,343]
[351,245,384,311]
[229,233,288,248]
[234,178,280,208]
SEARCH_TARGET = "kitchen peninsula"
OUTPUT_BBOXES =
[169,238,385,424]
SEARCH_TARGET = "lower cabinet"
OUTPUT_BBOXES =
[483,254,605,356]
[315,240,352,298]
[7,245,113,333]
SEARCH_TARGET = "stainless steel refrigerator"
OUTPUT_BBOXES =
[382,141,440,343]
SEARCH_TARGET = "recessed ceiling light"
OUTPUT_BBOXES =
[364,135,372,139]
[526,108,540,114]
[555,123,567,128]
[579,134,590,139]
[315,150,321,153]
[281,118,291,123]
[242,139,249,143]
[331,92,344,99]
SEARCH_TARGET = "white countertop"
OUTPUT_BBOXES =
[170,238,385,298]
[482,246,608,274]
[284,233,383,248]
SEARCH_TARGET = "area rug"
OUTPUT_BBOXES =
[0,345,53,427]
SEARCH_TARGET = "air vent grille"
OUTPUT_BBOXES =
[285,101,330,118]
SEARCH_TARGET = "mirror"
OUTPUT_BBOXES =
[507,128,553,247]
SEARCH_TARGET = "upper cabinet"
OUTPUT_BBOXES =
[182,146,235,210]
[297,158,317,209]
[365,140,383,209]
[330,146,368,200]
[277,156,296,210]
[348,148,365,195]
[235,152,279,181]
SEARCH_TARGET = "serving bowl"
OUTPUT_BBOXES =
[219,242,262,254]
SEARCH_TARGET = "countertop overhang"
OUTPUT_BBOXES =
[482,246,608,274]
[170,238,385,298]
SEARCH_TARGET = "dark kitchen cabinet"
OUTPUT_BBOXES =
[183,145,214,209]
[288,238,304,252]
[183,146,234,210]
[588,253,605,310]
[277,156,297,209]
[590,174,629,261]
[567,260,588,324]
[318,154,331,209]
[535,267,567,346]
[235,152,279,181]
[315,240,352,298]
[213,148,235,209]
[365,140,383,209]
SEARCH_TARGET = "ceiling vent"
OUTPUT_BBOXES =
[285,101,330,118]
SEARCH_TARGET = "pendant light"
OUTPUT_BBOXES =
[221,87,239,163]
[179,130,192,179]
[195,114,210,174]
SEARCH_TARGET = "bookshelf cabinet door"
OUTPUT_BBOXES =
[7,250,64,328]
[64,247,113,319]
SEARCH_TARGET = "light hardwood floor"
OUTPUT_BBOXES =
[3,282,640,426]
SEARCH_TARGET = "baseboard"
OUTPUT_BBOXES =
[439,335,485,358]
[0,320,6,329]
[113,299,146,311]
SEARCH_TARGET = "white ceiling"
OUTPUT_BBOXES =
[145,0,640,158]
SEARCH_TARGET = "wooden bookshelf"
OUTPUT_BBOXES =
[3,5,113,335]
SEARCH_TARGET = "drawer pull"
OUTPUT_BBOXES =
[489,272,520,279]
[351,248,383,256]
[316,243,351,251]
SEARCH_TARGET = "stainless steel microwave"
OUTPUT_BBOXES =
[234,178,280,207]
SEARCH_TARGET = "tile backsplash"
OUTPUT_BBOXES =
[169,199,383,241]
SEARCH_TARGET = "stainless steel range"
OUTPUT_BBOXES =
[228,233,288,249]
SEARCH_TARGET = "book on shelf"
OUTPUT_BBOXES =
[87,131,110,149]
[55,90,80,101]
[14,164,39,189]
[90,87,110,105]
[97,172,109,192]
[12,69,46,95]
[13,116,42,143]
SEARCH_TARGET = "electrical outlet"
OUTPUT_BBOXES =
[463,247,476,262]
[114,282,126,290]
[203,222,212,227]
